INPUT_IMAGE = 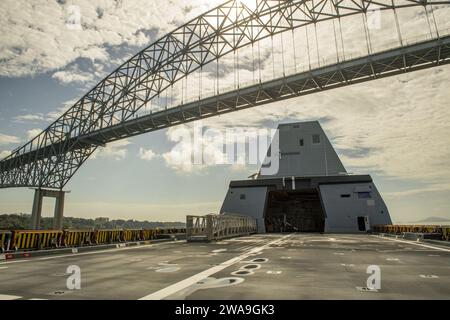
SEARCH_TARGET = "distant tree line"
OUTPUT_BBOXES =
[0,213,185,230]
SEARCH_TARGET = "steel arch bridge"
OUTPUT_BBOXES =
[1,0,450,190]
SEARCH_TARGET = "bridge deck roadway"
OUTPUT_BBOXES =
[0,233,449,300]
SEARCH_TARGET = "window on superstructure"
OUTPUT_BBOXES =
[312,134,320,144]
[357,192,371,199]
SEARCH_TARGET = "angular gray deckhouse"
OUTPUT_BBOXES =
[220,121,392,233]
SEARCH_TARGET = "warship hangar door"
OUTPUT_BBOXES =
[264,189,325,233]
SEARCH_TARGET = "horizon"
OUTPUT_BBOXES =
[0,212,186,223]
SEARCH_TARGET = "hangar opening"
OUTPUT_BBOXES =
[264,189,325,233]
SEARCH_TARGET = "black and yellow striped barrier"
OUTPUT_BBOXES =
[12,230,63,251]
[63,230,94,247]
[161,228,174,234]
[443,227,450,241]
[122,229,142,242]
[159,228,186,234]
[373,225,450,241]
[3,227,186,251]
[141,229,156,240]
[94,229,122,244]
[0,230,12,252]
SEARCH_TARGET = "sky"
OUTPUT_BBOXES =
[0,0,450,224]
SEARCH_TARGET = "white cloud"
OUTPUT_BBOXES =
[13,98,76,125]
[92,139,131,161]
[0,150,12,159]
[52,65,95,85]
[138,147,157,161]
[161,125,224,173]
[0,134,18,160]
[0,133,20,145]
[384,183,450,199]
[13,113,45,122]
[27,128,42,139]
[0,0,223,79]
[47,99,78,121]
[161,124,266,174]
[162,126,197,173]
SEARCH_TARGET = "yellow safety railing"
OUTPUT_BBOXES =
[12,230,63,250]
[373,225,450,241]
[5,227,186,251]
[0,230,12,252]
[157,228,187,235]
[94,229,122,244]
[63,230,94,247]
[122,229,142,242]
[442,227,450,241]
[141,229,156,240]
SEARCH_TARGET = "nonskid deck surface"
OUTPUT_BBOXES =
[0,233,449,300]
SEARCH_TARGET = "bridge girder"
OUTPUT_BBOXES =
[1,0,449,189]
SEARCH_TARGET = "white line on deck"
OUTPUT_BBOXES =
[238,239,267,252]
[0,294,21,300]
[373,235,450,252]
[139,233,294,300]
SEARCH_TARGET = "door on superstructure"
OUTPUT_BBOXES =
[264,189,325,233]
[364,216,371,231]
[357,216,366,231]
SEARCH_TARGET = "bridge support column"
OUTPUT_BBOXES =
[30,188,67,230]
[53,191,65,230]
[30,189,43,230]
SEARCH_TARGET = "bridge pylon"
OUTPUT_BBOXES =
[30,188,66,230]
